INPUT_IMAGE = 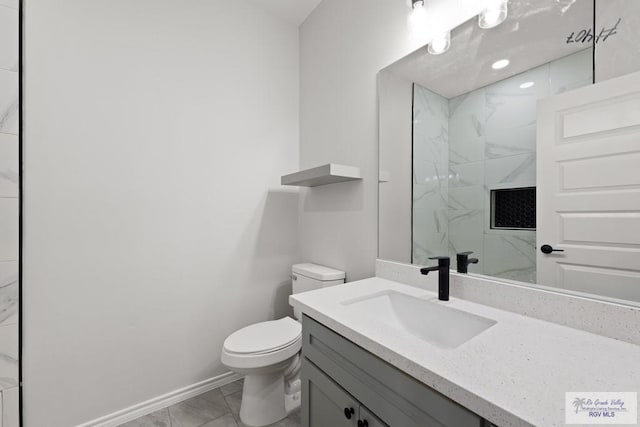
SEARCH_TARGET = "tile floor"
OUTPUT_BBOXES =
[119,379,301,427]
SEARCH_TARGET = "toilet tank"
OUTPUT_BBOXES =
[292,263,345,319]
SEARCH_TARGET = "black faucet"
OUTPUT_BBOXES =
[456,251,479,274]
[420,256,450,301]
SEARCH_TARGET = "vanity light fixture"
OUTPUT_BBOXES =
[491,59,510,70]
[427,31,451,55]
[519,81,535,89]
[411,0,507,54]
[478,0,508,29]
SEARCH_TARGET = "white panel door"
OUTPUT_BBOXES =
[537,70,640,304]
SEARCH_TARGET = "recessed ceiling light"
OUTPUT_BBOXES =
[519,81,535,89]
[492,59,510,70]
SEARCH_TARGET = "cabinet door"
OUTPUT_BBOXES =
[302,358,359,427]
[359,406,388,427]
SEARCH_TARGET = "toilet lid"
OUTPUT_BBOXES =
[224,317,301,355]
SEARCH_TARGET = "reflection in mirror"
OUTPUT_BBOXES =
[413,48,592,284]
[379,0,640,306]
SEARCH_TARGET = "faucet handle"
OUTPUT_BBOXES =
[456,251,479,273]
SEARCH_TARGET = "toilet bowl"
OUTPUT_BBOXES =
[221,263,345,427]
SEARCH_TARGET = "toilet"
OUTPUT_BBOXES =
[221,263,346,427]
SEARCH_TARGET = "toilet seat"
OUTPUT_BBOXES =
[225,317,301,355]
[221,317,302,370]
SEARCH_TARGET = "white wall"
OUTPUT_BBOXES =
[23,1,299,426]
[298,0,485,281]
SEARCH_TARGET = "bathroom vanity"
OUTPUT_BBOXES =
[291,273,640,427]
[301,315,489,427]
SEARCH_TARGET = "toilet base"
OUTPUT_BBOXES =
[239,371,287,427]
[237,355,302,427]
[285,388,301,414]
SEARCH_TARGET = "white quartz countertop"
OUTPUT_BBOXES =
[289,277,640,427]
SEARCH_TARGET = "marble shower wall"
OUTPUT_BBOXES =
[412,84,449,265]
[0,0,20,425]
[447,49,593,283]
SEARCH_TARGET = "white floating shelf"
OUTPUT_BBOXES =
[281,163,362,187]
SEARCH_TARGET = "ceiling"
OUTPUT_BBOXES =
[250,0,322,26]
[386,0,593,98]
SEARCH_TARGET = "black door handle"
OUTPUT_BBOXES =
[541,244,564,254]
[344,407,354,420]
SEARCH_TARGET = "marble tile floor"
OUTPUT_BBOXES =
[119,378,301,427]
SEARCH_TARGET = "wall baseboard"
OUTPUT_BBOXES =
[76,372,243,427]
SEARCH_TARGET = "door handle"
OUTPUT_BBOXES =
[541,244,564,254]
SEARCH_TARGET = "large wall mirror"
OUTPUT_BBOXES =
[379,0,640,306]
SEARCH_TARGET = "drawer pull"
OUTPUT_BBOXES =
[344,407,355,419]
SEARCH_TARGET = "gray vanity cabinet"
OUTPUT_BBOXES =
[301,315,486,427]
[303,357,358,427]
[303,358,387,427]
[359,404,388,427]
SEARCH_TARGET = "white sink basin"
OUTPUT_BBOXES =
[341,290,496,349]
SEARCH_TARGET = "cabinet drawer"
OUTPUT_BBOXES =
[302,315,483,427]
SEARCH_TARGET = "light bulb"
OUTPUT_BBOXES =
[491,59,510,70]
[428,32,451,55]
[478,0,508,29]
[519,81,535,89]
[409,1,428,41]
